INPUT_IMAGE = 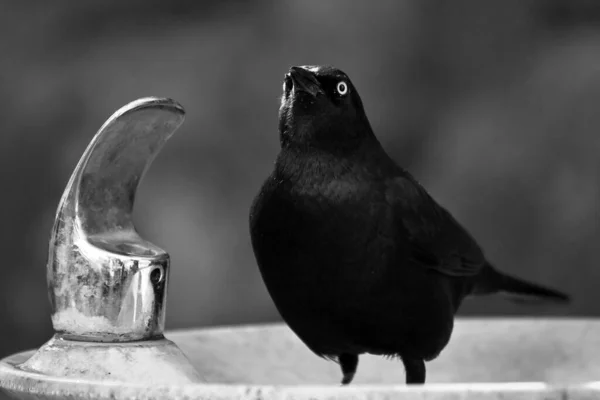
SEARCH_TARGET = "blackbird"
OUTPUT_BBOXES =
[249,65,570,385]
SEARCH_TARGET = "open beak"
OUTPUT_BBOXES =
[287,66,324,98]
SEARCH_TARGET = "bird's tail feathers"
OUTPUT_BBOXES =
[473,263,570,305]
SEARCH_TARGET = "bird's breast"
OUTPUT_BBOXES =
[251,173,398,293]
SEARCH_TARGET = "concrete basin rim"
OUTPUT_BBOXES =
[0,350,598,396]
[2,318,598,396]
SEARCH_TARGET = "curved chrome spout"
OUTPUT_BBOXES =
[47,97,185,342]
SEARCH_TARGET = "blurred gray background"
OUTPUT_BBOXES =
[0,0,598,361]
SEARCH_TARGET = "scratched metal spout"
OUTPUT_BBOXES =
[47,97,185,342]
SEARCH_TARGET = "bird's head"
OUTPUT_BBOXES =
[278,65,375,154]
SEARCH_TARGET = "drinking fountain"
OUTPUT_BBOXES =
[0,97,599,400]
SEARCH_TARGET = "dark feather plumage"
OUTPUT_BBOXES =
[249,65,570,385]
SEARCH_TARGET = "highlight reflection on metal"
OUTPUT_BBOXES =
[47,97,185,342]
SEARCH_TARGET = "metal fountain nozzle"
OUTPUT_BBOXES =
[47,97,184,342]
[9,97,202,384]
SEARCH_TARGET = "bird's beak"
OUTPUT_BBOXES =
[288,66,324,98]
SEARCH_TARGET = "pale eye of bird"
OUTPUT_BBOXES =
[336,81,348,96]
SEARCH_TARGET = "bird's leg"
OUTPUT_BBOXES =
[338,353,359,385]
[401,357,426,384]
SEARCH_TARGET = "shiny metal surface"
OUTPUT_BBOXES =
[47,97,185,342]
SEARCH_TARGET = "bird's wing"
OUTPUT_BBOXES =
[385,174,485,277]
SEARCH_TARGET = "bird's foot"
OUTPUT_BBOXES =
[340,372,355,386]
[338,353,359,386]
[401,357,426,384]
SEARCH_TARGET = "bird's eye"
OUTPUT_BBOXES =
[336,81,348,96]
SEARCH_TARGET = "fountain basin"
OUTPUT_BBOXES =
[1,318,598,400]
